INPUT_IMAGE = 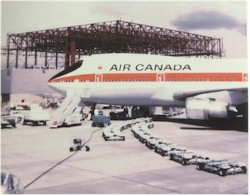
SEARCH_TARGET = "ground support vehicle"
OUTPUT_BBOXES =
[124,120,137,128]
[196,159,247,176]
[155,144,186,156]
[120,120,140,130]
[169,151,209,165]
[131,121,154,138]
[102,127,125,141]
[109,105,128,120]
[189,154,210,165]
[145,136,163,149]
[131,121,153,131]
[101,119,149,142]
[119,123,128,131]
[116,121,133,131]
[92,114,111,127]
[133,129,143,139]
[9,111,25,124]
[23,105,50,126]
[1,115,16,129]
[63,107,83,127]
[7,102,31,124]
[138,131,151,143]
[140,122,154,130]
[69,138,90,152]
[141,117,153,123]
[131,123,141,133]
[154,141,173,156]
[132,128,147,139]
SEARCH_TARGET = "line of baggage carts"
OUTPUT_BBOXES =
[102,118,247,177]
[102,118,152,141]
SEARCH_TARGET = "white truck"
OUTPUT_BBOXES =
[23,104,50,126]
[6,102,31,124]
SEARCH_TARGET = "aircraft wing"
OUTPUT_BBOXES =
[173,87,247,101]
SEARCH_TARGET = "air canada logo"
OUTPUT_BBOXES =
[109,64,191,71]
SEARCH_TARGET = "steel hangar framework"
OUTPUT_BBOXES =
[3,20,223,69]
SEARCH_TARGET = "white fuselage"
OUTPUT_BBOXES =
[48,53,248,107]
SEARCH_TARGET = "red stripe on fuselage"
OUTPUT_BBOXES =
[48,72,246,83]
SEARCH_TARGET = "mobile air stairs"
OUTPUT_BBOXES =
[49,93,82,128]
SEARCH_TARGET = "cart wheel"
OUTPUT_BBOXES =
[181,159,187,166]
[17,117,22,123]
[85,146,90,151]
[32,121,37,126]
[69,147,74,152]
[197,164,204,170]
[241,166,247,174]
[169,154,174,160]
[218,169,226,177]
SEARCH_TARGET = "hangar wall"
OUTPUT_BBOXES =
[1,68,60,95]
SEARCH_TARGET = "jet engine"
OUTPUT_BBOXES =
[186,97,238,120]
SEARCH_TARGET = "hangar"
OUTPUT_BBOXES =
[2,20,223,70]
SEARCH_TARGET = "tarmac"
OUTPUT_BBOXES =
[1,117,248,194]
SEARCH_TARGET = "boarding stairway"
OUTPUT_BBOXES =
[49,93,81,128]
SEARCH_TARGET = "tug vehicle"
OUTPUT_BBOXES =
[91,111,111,127]
[69,138,90,152]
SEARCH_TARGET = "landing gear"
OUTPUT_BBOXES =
[131,106,150,119]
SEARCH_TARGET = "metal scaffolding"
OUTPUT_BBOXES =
[2,20,223,69]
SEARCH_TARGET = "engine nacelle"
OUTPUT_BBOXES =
[186,97,237,120]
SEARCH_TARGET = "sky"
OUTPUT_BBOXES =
[1,0,248,59]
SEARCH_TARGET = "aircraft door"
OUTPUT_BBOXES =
[243,73,248,82]
[157,73,165,82]
[95,74,103,82]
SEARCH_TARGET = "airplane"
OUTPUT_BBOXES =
[48,53,248,128]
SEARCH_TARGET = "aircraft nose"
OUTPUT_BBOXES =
[48,60,83,83]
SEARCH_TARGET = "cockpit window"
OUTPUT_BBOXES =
[49,60,83,81]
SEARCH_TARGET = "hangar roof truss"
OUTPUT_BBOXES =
[4,20,223,69]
